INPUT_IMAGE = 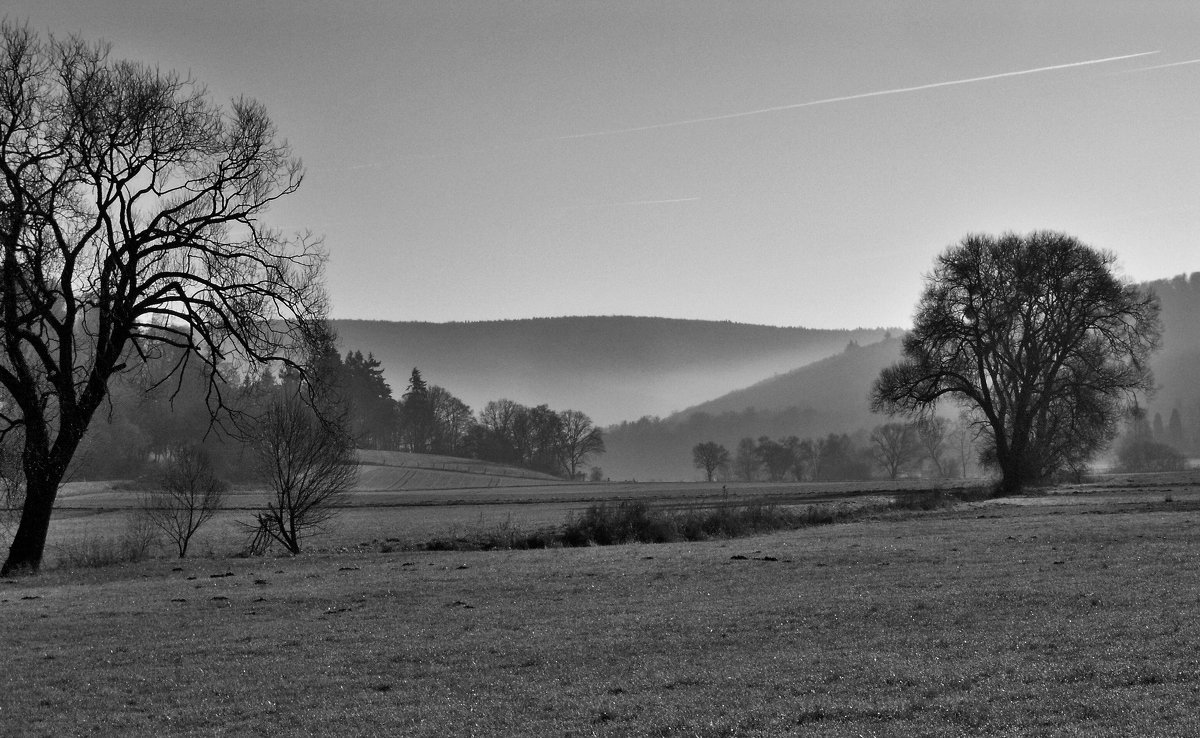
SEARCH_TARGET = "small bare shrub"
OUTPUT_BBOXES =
[56,536,128,569]
[56,514,159,569]
[246,392,357,555]
[142,445,227,558]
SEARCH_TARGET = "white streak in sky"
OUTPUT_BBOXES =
[556,50,1160,140]
[316,50,1159,172]
[1119,58,1200,73]
[562,197,701,210]
[617,197,701,206]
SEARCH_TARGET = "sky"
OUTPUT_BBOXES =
[7,1,1200,329]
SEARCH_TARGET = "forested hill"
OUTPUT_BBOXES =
[331,317,890,425]
[601,337,903,480]
[673,336,903,423]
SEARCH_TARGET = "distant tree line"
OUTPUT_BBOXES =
[1112,407,1188,473]
[691,417,980,483]
[312,348,605,478]
[67,347,604,482]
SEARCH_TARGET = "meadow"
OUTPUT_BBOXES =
[35,473,973,564]
[3,473,1200,736]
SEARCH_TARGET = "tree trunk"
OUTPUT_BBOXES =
[996,467,1023,496]
[2,475,61,575]
[996,445,1031,496]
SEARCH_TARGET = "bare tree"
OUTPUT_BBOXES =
[429,385,474,456]
[249,390,357,554]
[915,416,950,478]
[0,24,324,573]
[691,441,730,482]
[870,423,919,480]
[142,445,227,558]
[732,437,759,481]
[557,409,605,480]
[873,232,1160,494]
[756,436,798,482]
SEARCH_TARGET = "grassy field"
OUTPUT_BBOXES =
[3,474,1200,735]
[36,476,973,564]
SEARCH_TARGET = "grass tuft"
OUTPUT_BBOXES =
[54,534,153,569]
[53,513,159,569]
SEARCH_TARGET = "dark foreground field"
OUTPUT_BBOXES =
[4,478,1200,736]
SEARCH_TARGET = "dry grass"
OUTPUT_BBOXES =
[34,476,958,564]
[4,479,1200,735]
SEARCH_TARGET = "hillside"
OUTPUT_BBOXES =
[353,449,560,491]
[332,317,890,425]
[602,337,904,480]
[675,336,903,423]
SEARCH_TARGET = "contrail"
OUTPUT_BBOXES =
[562,196,701,210]
[618,197,701,206]
[1119,58,1200,73]
[316,50,1159,172]
[556,50,1160,141]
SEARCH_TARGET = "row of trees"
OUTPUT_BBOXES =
[473,399,605,478]
[1112,408,1188,473]
[290,337,609,478]
[693,418,980,483]
[52,342,605,483]
[283,348,608,478]
[1140,406,1199,455]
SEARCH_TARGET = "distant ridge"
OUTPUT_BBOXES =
[602,337,904,480]
[672,336,903,423]
[331,316,891,425]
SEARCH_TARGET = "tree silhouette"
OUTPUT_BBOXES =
[142,445,227,558]
[342,351,397,449]
[400,368,433,452]
[873,232,1160,494]
[870,423,919,480]
[557,410,605,480]
[0,24,324,574]
[249,389,356,554]
[691,441,729,482]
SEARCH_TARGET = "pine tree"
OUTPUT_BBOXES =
[342,351,398,449]
[401,368,434,453]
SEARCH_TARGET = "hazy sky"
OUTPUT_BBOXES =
[8,2,1200,329]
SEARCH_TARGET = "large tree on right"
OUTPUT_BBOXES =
[872,232,1161,494]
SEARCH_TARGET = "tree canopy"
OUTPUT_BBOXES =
[872,231,1160,493]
